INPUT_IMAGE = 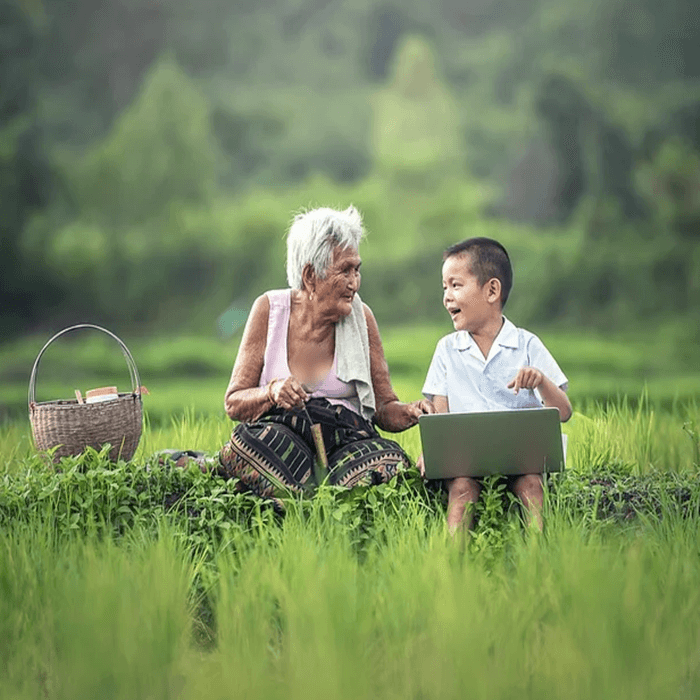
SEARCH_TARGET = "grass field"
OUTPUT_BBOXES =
[1,324,699,699]
[2,322,700,422]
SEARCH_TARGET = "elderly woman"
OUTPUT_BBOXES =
[218,205,433,503]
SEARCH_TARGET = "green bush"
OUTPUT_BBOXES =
[70,57,216,229]
[19,161,700,334]
[372,36,463,188]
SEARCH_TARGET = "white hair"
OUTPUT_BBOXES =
[286,206,365,289]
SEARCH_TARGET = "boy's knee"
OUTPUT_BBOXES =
[448,476,480,502]
[512,473,543,501]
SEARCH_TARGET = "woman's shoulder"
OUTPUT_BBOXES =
[249,289,293,317]
[244,293,271,330]
[264,289,291,307]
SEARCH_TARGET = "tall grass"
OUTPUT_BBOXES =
[0,524,198,700]
[2,503,700,699]
[136,407,233,461]
[1,398,699,699]
[567,396,700,474]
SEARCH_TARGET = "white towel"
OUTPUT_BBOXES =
[335,293,376,421]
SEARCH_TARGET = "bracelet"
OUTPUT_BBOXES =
[266,379,279,406]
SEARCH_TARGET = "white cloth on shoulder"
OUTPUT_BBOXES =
[335,293,376,422]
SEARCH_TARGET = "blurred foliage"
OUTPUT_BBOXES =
[1,0,699,338]
[0,0,61,335]
[70,58,216,228]
[372,35,463,187]
[635,137,700,238]
[11,171,700,338]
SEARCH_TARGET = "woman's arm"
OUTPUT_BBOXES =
[224,294,276,422]
[364,305,434,432]
[225,294,308,421]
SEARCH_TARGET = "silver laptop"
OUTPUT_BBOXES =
[418,407,565,479]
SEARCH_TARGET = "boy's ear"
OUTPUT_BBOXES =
[485,277,502,305]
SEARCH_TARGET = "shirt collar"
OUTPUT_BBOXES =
[454,316,518,351]
[496,316,519,348]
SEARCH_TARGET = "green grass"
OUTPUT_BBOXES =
[2,481,700,700]
[2,323,700,423]
[1,326,700,698]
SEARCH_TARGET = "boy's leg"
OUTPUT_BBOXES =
[511,474,544,531]
[446,476,481,534]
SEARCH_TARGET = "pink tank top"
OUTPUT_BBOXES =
[259,290,361,414]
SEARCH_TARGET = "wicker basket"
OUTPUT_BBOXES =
[28,324,143,464]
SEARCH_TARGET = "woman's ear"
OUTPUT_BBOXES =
[485,277,502,305]
[301,263,316,294]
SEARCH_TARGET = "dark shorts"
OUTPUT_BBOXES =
[218,398,410,507]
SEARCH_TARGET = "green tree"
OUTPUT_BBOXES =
[372,36,462,187]
[636,138,700,239]
[72,57,216,228]
[0,1,58,335]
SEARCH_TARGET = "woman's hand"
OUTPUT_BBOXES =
[376,398,436,432]
[268,376,308,410]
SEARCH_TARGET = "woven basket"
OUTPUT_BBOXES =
[28,324,143,464]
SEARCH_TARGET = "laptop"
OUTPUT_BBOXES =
[418,407,565,479]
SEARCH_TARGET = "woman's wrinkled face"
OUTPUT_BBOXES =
[315,246,362,320]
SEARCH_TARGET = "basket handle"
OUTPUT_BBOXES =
[28,324,142,408]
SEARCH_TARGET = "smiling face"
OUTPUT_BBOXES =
[312,245,362,321]
[442,253,501,332]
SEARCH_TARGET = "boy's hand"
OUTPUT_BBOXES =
[411,398,437,417]
[416,452,426,477]
[508,367,543,394]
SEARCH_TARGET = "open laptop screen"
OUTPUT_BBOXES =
[418,407,565,479]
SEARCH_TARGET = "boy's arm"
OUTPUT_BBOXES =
[507,368,572,422]
[416,395,449,475]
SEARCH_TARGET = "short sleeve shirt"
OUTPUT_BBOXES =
[422,317,568,413]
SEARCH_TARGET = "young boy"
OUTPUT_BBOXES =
[420,237,572,533]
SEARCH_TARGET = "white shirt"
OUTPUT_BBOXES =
[422,317,568,413]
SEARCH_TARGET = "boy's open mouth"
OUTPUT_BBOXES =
[448,307,461,318]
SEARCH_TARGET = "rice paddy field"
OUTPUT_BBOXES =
[1,324,699,699]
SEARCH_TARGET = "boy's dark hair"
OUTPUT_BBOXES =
[443,237,513,307]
